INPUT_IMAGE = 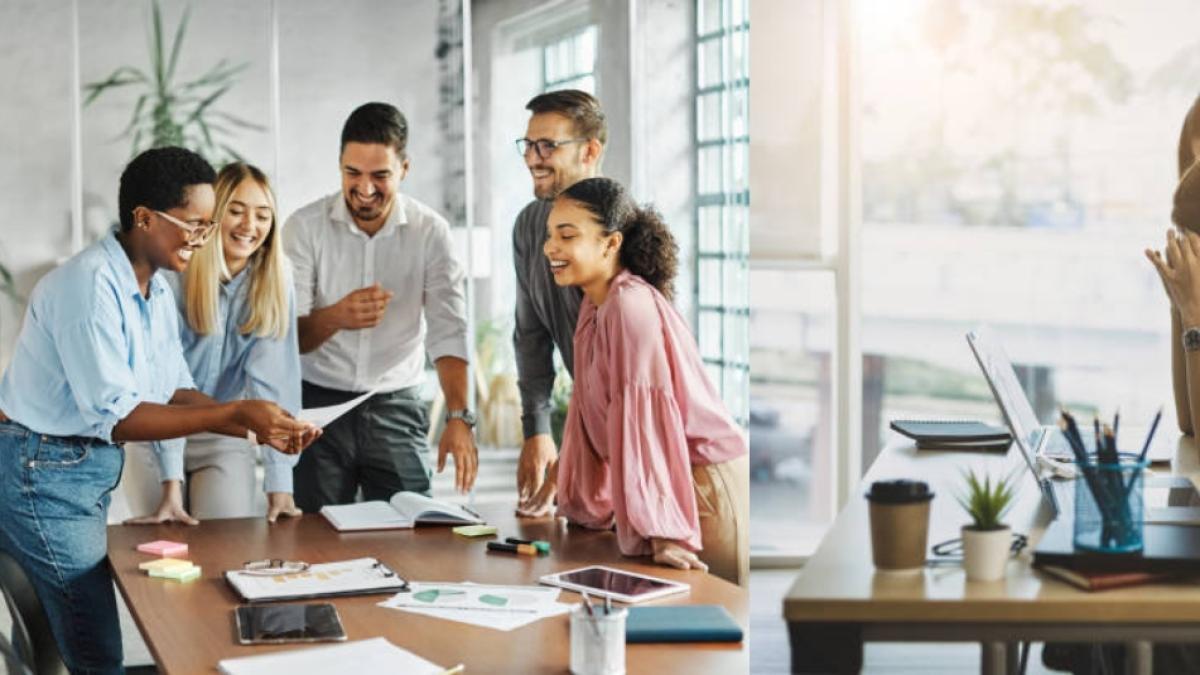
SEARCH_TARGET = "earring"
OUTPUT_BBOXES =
[139,221,150,230]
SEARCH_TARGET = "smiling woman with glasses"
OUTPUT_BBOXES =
[123,162,306,527]
[0,147,320,673]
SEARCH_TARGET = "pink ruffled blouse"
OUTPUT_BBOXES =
[555,270,748,556]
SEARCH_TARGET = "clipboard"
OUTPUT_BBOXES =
[224,557,409,603]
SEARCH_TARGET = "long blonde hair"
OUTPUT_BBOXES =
[183,163,289,339]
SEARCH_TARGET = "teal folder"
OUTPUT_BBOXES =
[624,605,744,643]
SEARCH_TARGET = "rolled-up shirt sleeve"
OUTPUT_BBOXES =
[422,219,469,363]
[53,291,143,443]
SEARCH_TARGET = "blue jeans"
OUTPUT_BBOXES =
[0,421,124,674]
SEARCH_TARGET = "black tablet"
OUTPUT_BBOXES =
[234,603,347,645]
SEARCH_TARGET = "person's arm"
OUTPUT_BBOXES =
[1172,309,1194,435]
[423,218,476,492]
[601,285,706,571]
[512,213,560,499]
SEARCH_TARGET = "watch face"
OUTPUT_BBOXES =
[449,410,477,426]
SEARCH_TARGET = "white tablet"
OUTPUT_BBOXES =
[539,565,690,604]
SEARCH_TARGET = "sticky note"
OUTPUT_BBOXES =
[136,540,188,558]
[139,558,193,573]
[453,525,498,537]
[150,563,200,581]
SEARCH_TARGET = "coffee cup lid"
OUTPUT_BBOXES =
[865,479,934,504]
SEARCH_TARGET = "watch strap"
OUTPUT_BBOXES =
[1184,327,1200,353]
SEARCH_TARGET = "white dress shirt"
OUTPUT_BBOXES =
[283,191,468,393]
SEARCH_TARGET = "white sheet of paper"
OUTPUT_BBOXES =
[301,388,378,429]
[378,582,570,632]
[217,637,445,675]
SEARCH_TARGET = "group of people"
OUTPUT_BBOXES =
[0,90,748,673]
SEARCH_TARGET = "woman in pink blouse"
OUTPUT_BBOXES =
[523,176,749,586]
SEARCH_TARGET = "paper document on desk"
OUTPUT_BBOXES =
[379,582,571,631]
[301,388,378,429]
[217,637,446,675]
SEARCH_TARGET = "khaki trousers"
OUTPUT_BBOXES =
[122,435,259,520]
[692,454,750,588]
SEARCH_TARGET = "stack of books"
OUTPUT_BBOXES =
[889,419,1012,452]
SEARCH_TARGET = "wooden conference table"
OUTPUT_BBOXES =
[785,434,1200,675]
[108,504,748,674]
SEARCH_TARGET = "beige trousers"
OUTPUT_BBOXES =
[122,435,259,520]
[692,454,750,588]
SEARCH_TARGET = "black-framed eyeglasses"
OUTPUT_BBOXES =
[515,137,588,159]
[154,210,218,246]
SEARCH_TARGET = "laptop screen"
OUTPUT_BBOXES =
[966,329,1045,475]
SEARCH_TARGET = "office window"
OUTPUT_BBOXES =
[858,1,1190,467]
[542,25,597,93]
[695,0,749,423]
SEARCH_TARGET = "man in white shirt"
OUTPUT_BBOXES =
[284,102,477,510]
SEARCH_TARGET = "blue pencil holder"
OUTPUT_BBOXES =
[1072,452,1147,553]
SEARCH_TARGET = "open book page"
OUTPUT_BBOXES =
[218,637,445,675]
[388,491,483,525]
[320,501,413,531]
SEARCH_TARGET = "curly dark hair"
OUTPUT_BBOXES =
[117,146,215,232]
[559,177,678,300]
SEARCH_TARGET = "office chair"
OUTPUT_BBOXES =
[0,630,33,675]
[0,551,67,675]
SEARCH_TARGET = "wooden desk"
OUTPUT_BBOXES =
[784,435,1200,675]
[108,505,747,674]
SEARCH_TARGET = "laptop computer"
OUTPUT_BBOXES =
[965,329,1199,523]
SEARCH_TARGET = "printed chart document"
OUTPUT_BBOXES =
[321,492,483,532]
[300,388,378,429]
[379,582,570,631]
[225,557,407,603]
[217,637,447,675]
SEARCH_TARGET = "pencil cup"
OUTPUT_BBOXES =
[569,603,626,675]
[1073,453,1147,553]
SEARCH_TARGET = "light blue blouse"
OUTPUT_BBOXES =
[0,233,194,477]
[162,264,302,493]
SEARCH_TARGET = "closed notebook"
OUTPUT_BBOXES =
[889,419,1011,444]
[1036,564,1176,592]
[624,605,744,643]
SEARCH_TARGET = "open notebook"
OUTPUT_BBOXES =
[320,491,483,531]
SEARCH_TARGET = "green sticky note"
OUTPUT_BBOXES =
[452,525,498,537]
[151,564,200,582]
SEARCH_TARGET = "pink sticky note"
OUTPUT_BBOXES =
[136,540,189,558]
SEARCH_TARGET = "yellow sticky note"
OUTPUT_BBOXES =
[152,559,201,581]
[140,558,193,574]
[452,525,498,537]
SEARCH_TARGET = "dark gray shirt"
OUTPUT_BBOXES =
[512,199,583,438]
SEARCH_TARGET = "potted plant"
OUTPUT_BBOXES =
[957,467,1019,581]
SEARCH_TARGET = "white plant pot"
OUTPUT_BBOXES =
[961,525,1011,582]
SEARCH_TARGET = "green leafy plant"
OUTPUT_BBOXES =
[957,467,1019,531]
[82,0,262,163]
[0,262,18,305]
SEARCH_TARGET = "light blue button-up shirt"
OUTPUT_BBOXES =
[0,232,195,477]
[161,266,302,493]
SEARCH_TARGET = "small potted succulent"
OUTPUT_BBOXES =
[957,467,1018,581]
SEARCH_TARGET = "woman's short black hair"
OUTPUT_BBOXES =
[117,146,216,231]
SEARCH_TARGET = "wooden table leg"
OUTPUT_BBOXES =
[979,641,1015,675]
[788,622,863,674]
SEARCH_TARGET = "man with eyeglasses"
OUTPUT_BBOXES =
[511,89,606,516]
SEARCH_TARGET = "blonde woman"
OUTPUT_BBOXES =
[124,162,304,522]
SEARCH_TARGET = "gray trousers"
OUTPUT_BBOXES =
[122,434,259,520]
[293,381,433,512]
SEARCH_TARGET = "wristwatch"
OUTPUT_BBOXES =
[445,408,478,429]
[1185,327,1200,353]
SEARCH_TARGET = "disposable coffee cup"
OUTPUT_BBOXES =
[865,479,934,571]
